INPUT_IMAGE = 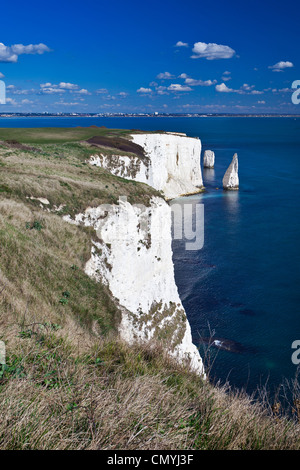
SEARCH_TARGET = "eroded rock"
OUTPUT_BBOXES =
[223,153,239,190]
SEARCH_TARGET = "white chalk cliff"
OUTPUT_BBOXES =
[64,197,205,376]
[203,150,215,168]
[64,132,206,376]
[223,153,239,190]
[89,132,203,200]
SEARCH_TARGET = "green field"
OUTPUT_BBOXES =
[0,126,132,144]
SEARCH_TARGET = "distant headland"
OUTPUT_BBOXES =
[0,112,300,118]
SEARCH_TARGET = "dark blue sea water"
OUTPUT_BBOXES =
[1,115,300,394]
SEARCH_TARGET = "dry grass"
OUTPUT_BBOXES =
[0,332,300,450]
[0,141,160,216]
[0,198,122,339]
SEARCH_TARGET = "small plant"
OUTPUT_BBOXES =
[95,357,104,365]
[66,402,79,412]
[59,298,68,305]
[26,220,43,231]
[19,329,34,339]
[62,291,70,298]
[44,322,62,331]
[43,370,60,389]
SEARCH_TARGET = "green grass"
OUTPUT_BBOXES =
[0,126,162,145]
[0,127,132,144]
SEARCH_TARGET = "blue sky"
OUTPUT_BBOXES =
[0,0,299,113]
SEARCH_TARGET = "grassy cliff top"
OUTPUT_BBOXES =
[0,126,133,144]
[0,126,171,144]
[0,127,161,216]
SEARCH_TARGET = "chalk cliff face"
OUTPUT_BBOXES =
[64,132,206,376]
[223,153,239,190]
[89,132,203,200]
[203,150,215,169]
[89,154,149,184]
[64,197,205,376]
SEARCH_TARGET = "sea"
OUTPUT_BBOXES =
[1,115,300,396]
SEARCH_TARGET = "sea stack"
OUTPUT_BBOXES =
[203,150,215,168]
[222,153,239,190]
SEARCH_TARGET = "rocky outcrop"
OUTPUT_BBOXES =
[223,153,239,190]
[203,150,215,168]
[89,133,203,200]
[64,197,205,376]
[68,131,207,376]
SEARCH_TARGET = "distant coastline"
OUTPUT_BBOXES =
[0,112,300,118]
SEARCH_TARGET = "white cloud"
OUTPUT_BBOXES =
[156,72,174,79]
[216,83,233,93]
[156,86,169,95]
[185,78,217,86]
[191,42,236,60]
[0,42,50,62]
[21,99,34,104]
[240,83,255,91]
[58,82,79,90]
[41,85,66,94]
[178,73,188,79]
[39,82,91,95]
[8,87,36,95]
[257,101,266,104]
[271,87,291,93]
[75,88,91,95]
[99,103,121,109]
[268,61,294,72]
[239,84,263,95]
[175,41,189,47]
[222,71,231,81]
[216,82,263,95]
[0,72,4,78]
[5,97,17,105]
[167,83,192,92]
[96,88,108,94]
[54,101,81,106]
[137,87,152,93]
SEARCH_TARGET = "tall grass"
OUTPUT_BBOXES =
[0,330,300,450]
